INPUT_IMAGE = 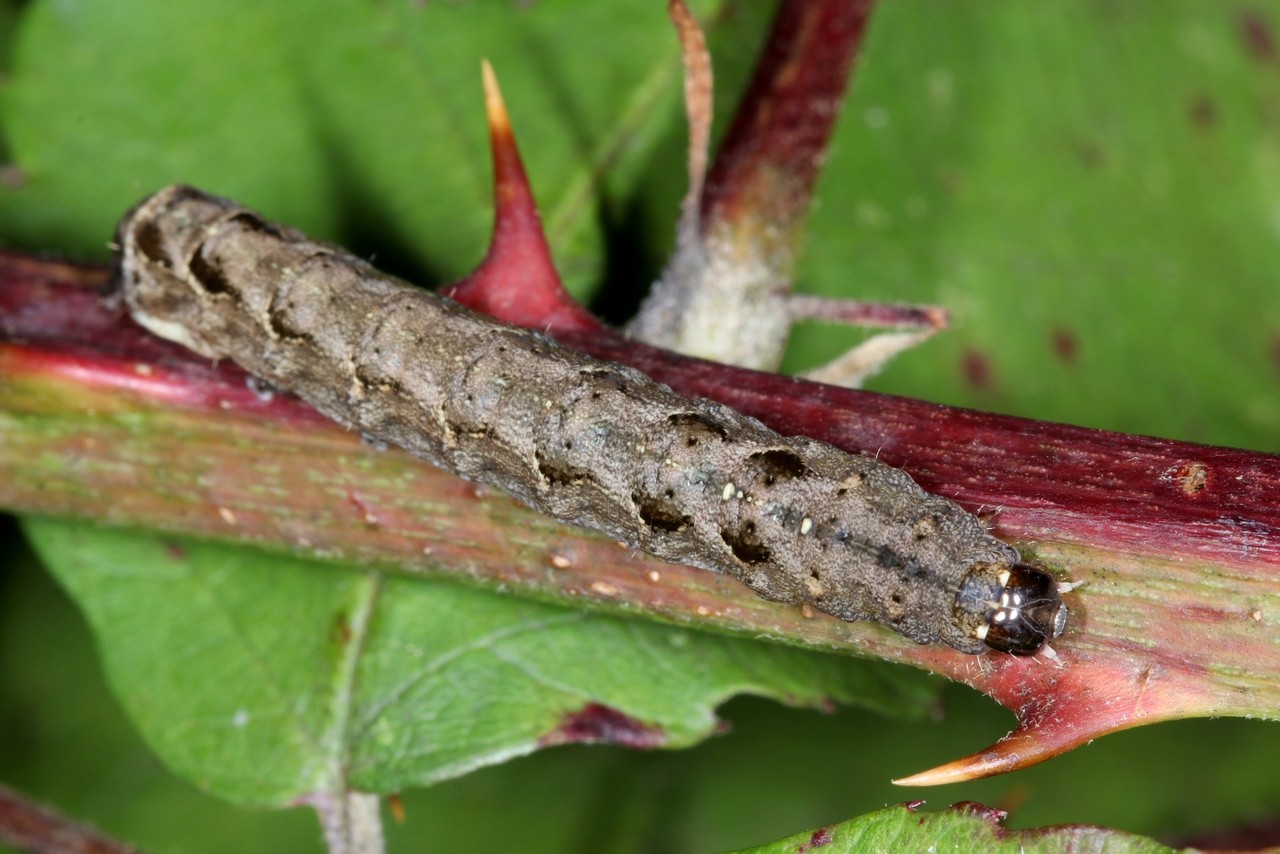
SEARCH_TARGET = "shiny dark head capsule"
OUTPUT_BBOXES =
[957,562,1069,655]
[982,563,1068,654]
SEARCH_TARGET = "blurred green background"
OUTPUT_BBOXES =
[2,0,1279,850]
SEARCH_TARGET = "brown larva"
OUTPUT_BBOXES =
[114,184,1068,655]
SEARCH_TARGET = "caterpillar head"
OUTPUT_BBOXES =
[958,562,1069,655]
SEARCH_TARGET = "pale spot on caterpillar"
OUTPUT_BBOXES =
[115,185,1072,656]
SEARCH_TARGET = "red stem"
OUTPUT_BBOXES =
[0,782,142,854]
[701,0,875,230]
[3,250,1279,784]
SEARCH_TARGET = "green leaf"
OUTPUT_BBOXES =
[0,0,338,252]
[735,803,1177,854]
[788,2,1280,451]
[0,0,736,300]
[23,517,936,806]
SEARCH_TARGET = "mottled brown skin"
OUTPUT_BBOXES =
[115,185,1065,655]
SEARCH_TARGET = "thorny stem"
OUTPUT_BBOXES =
[2,252,1278,782]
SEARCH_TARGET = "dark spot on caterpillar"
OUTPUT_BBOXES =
[536,450,590,486]
[877,546,903,570]
[721,520,771,565]
[133,219,172,267]
[266,300,314,343]
[632,492,691,532]
[189,248,239,298]
[580,367,636,396]
[746,448,809,486]
[668,412,730,447]
[459,424,496,442]
[226,211,289,241]
[883,585,913,625]
[127,184,209,263]
[902,559,929,581]
[579,367,633,402]
[353,362,406,396]
[913,514,940,540]
[827,518,850,543]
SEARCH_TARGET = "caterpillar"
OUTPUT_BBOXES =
[114,184,1068,655]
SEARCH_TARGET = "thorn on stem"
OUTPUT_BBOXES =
[440,61,601,334]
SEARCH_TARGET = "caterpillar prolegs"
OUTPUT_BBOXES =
[114,185,1069,655]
